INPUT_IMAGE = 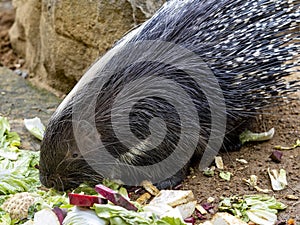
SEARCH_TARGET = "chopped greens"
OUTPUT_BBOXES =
[0,117,40,195]
[219,171,231,181]
[24,117,45,141]
[94,204,186,225]
[219,195,286,225]
[267,168,287,191]
[63,207,108,225]
[239,128,275,144]
[274,139,300,150]
[0,117,20,150]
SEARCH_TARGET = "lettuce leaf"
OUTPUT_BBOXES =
[0,212,11,225]
[0,150,40,194]
[219,195,286,225]
[63,207,108,225]
[94,204,186,225]
[24,117,45,141]
[0,117,40,195]
[0,117,20,150]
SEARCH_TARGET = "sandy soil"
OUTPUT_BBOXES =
[181,99,300,222]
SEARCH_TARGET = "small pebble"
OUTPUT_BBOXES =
[18,58,25,65]
[257,162,263,167]
[21,71,29,79]
[14,63,21,68]
[14,69,28,79]
[14,69,22,76]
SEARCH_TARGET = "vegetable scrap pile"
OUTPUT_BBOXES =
[0,117,297,225]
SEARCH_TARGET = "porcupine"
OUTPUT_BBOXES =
[39,0,299,190]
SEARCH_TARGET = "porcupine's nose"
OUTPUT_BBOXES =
[39,172,55,188]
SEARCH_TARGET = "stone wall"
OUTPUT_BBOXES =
[9,0,164,94]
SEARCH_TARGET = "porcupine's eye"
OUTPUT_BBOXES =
[72,153,79,158]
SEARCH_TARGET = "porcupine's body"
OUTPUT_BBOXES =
[39,0,299,190]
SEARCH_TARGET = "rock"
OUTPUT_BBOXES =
[9,0,165,94]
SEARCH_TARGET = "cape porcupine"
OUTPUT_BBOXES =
[39,0,299,190]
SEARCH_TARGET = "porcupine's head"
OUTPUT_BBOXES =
[39,102,104,190]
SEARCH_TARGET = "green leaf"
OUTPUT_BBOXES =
[160,216,186,225]
[0,212,11,225]
[6,132,21,148]
[63,207,108,225]
[240,128,275,144]
[24,117,45,141]
[218,195,286,225]
[0,149,41,195]
[246,209,276,225]
[219,171,231,181]
[267,168,287,191]
[0,117,10,139]
[94,204,186,225]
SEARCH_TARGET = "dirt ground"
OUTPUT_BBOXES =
[0,1,299,224]
[182,99,300,222]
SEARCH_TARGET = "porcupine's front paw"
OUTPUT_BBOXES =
[222,135,243,152]
[154,167,187,190]
[229,139,243,152]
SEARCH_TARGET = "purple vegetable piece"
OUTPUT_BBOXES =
[68,193,107,207]
[52,207,68,225]
[201,202,214,211]
[270,150,283,163]
[184,216,195,224]
[95,184,138,211]
[195,210,206,220]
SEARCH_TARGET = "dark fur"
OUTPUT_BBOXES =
[39,0,299,190]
